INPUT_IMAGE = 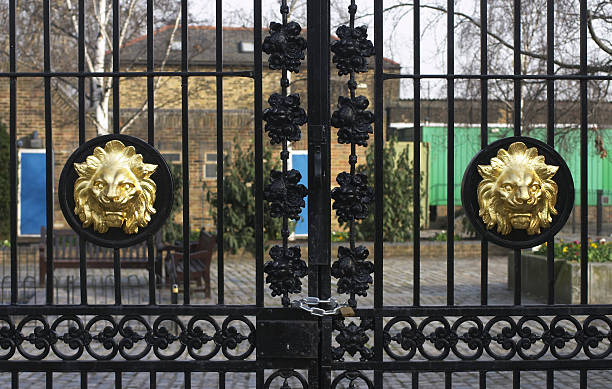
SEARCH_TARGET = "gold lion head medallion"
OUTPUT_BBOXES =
[477,142,559,235]
[73,140,158,234]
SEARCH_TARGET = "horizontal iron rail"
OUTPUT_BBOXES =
[0,361,258,372]
[2,304,612,316]
[2,360,612,373]
[383,73,612,81]
[353,305,612,316]
[332,360,612,372]
[0,71,253,78]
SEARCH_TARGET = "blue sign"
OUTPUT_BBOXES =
[20,151,46,235]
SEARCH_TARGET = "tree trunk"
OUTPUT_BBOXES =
[92,0,109,135]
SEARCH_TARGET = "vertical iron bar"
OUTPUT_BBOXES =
[78,0,87,306]
[412,0,421,307]
[307,0,331,386]
[215,0,224,305]
[479,371,486,389]
[374,371,383,389]
[8,0,17,305]
[580,370,587,389]
[513,0,522,308]
[254,0,264,307]
[373,0,384,309]
[513,370,520,389]
[546,370,553,389]
[445,372,451,389]
[146,0,156,306]
[446,0,455,306]
[11,371,17,389]
[181,0,191,304]
[412,372,419,389]
[219,372,225,389]
[113,0,120,134]
[479,0,488,307]
[43,0,54,305]
[307,0,331,299]
[546,0,555,310]
[114,249,121,304]
[81,372,87,389]
[115,372,121,389]
[46,372,52,389]
[579,0,588,305]
[185,371,191,389]
[112,0,122,306]
[149,372,155,389]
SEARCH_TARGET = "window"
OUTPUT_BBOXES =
[204,152,217,179]
[239,41,254,53]
[388,125,421,141]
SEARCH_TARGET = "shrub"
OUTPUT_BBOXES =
[0,123,9,240]
[350,136,424,242]
[204,141,283,254]
[159,163,183,245]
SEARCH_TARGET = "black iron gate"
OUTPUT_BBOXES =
[1,0,611,387]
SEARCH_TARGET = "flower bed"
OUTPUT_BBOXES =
[532,239,612,262]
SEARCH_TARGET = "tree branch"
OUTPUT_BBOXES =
[358,2,612,73]
[587,10,612,56]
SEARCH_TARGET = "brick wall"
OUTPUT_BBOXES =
[0,65,400,234]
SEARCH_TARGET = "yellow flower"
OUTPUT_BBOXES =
[591,243,597,248]
[563,247,568,253]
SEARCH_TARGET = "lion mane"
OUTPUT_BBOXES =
[477,142,558,235]
[73,140,157,234]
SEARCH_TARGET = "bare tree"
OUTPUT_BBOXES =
[0,0,213,135]
[373,0,612,156]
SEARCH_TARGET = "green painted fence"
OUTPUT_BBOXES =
[422,127,612,206]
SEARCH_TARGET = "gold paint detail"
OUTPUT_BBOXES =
[477,142,559,235]
[73,140,158,234]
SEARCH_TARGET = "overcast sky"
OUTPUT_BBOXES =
[189,0,469,99]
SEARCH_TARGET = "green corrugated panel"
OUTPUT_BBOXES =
[422,127,612,206]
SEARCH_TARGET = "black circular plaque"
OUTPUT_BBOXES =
[58,134,173,248]
[461,136,574,249]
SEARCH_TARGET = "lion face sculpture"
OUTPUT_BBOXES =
[477,142,559,235]
[73,140,157,234]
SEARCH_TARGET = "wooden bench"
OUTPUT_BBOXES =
[39,227,161,285]
[162,230,216,298]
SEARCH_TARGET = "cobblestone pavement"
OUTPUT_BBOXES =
[2,255,611,388]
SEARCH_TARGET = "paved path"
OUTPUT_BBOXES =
[2,255,611,388]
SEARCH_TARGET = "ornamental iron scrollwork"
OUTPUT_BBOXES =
[330,0,375,309]
[382,314,612,361]
[0,315,255,361]
[333,317,374,361]
[331,370,374,389]
[262,0,308,306]
[263,369,308,389]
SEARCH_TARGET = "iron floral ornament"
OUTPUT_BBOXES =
[262,21,307,73]
[262,93,307,145]
[74,140,157,234]
[461,137,574,249]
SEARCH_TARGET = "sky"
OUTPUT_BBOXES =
[189,0,468,99]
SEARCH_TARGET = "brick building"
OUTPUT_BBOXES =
[1,26,401,234]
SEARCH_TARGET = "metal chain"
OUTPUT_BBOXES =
[291,296,347,317]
